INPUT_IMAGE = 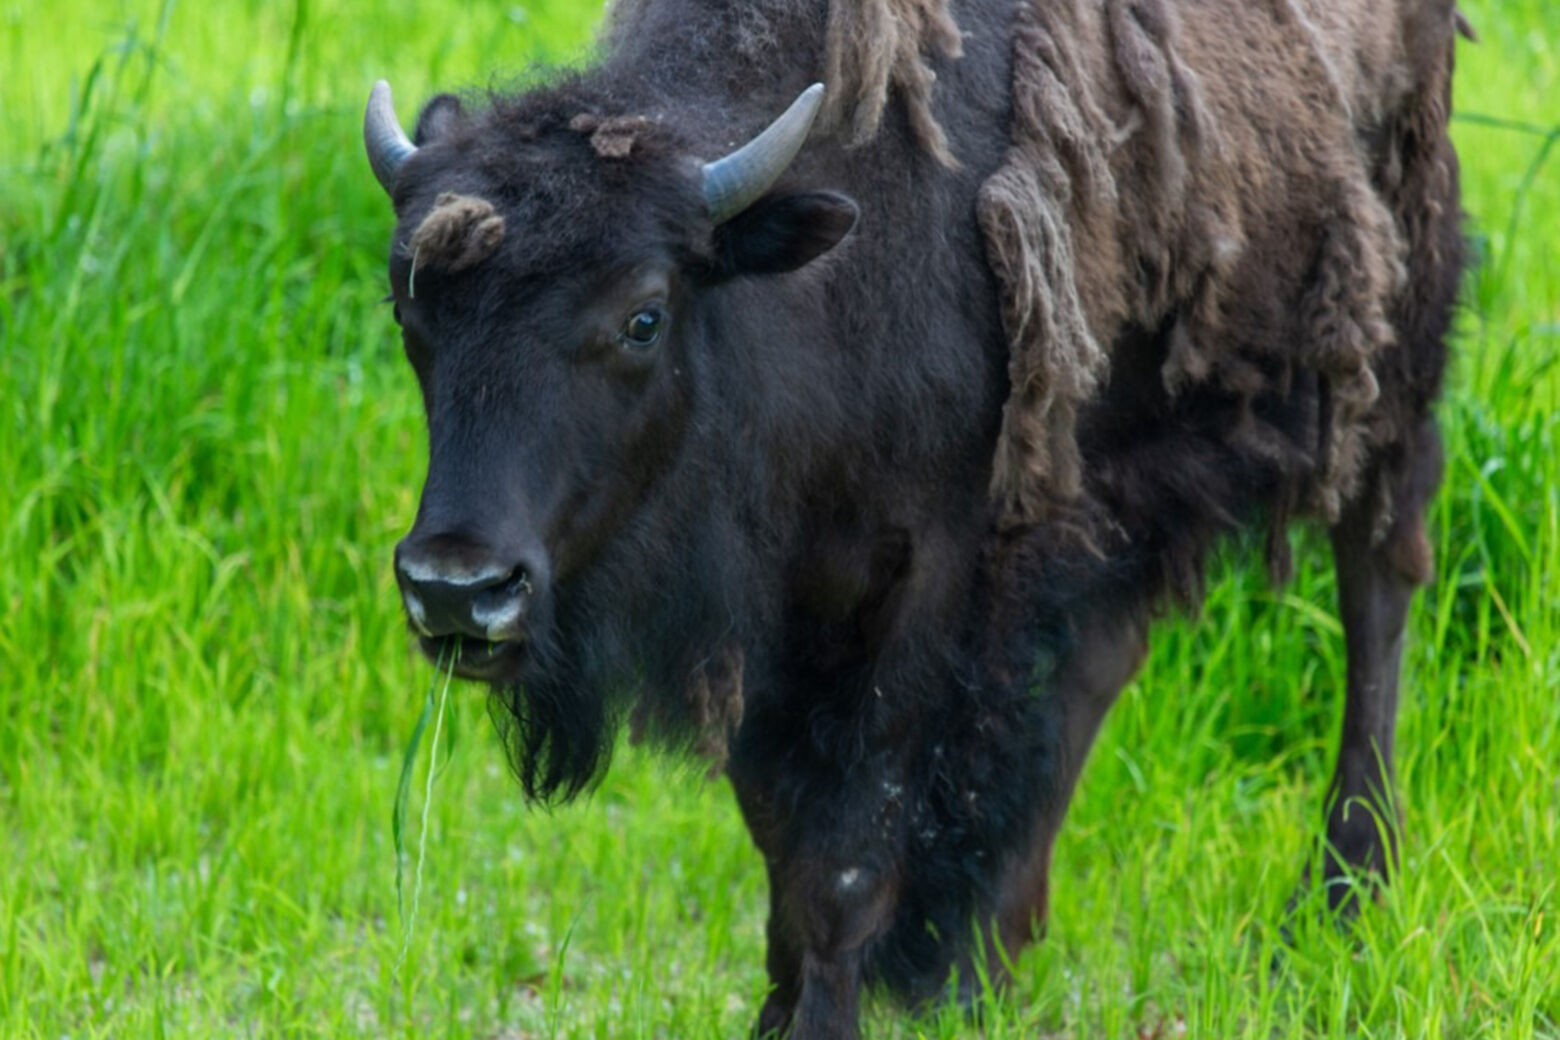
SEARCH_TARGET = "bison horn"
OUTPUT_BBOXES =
[702,83,826,224]
[365,79,418,196]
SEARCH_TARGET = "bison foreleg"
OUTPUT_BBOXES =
[752,868,802,1039]
[748,859,893,1040]
[774,852,898,1039]
[734,769,900,1040]
[1319,417,1442,912]
[988,609,1149,963]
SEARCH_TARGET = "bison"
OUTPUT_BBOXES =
[363,0,1467,1035]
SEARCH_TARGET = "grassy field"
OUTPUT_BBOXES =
[1,0,1556,1036]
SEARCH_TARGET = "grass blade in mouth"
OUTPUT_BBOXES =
[393,639,458,976]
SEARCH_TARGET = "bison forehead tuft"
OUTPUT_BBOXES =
[568,112,658,159]
[405,191,506,274]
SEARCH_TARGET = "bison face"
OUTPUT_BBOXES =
[390,246,690,685]
[366,82,856,687]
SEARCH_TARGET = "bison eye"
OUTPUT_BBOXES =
[620,306,664,351]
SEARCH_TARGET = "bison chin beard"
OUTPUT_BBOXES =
[482,495,733,805]
[488,674,614,805]
[485,624,618,805]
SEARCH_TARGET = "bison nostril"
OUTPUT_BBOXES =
[467,565,534,643]
[504,567,534,599]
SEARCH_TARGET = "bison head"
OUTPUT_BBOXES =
[366,79,857,798]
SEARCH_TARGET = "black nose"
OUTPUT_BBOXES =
[394,538,544,643]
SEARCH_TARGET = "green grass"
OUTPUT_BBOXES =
[1,0,1556,1035]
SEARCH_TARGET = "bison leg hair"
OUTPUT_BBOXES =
[1318,417,1443,913]
[987,610,1149,965]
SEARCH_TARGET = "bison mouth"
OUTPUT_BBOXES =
[418,633,528,683]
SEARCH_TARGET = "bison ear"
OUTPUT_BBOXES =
[414,94,465,146]
[712,191,858,277]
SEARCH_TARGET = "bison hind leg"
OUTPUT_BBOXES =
[1302,28,1463,915]
[1308,414,1444,918]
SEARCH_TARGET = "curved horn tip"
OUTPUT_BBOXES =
[365,78,417,197]
[701,82,830,225]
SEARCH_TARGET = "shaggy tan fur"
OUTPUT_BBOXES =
[686,642,746,775]
[570,113,657,158]
[821,0,963,166]
[978,0,1120,520]
[625,642,745,775]
[980,0,1463,531]
[406,192,505,276]
[603,0,962,166]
